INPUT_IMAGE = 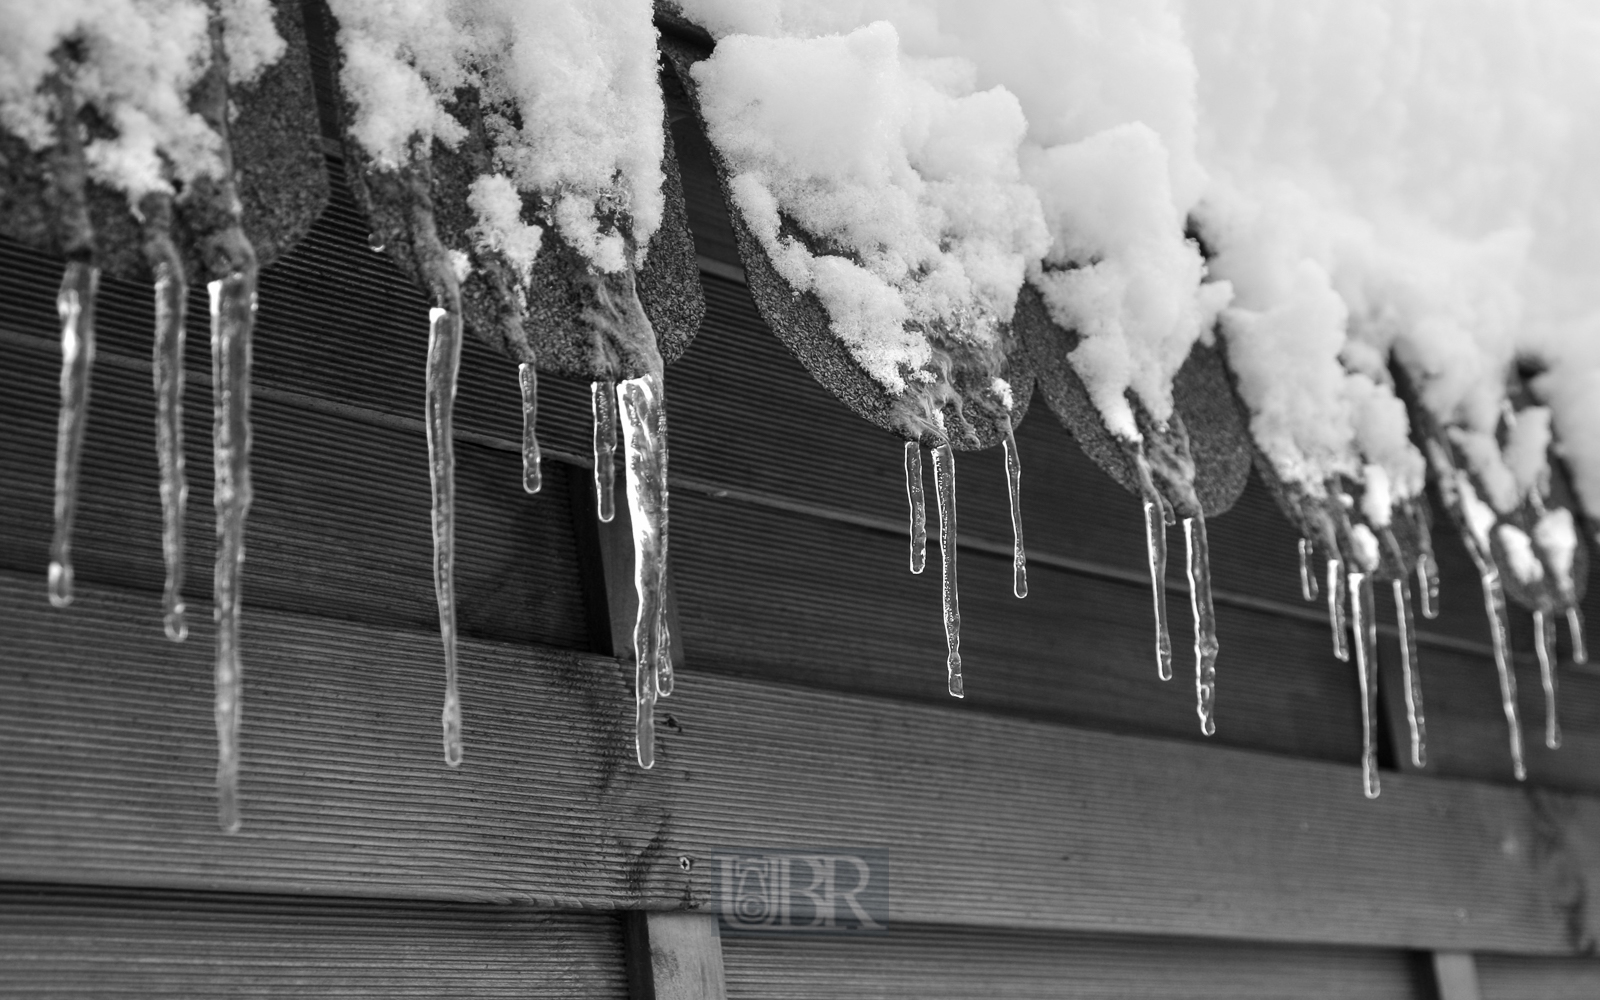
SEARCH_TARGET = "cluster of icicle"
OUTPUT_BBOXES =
[1,1,281,831]
[328,0,671,770]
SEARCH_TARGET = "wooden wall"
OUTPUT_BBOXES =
[4,25,1600,997]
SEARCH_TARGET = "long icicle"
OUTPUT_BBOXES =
[1185,515,1219,735]
[1479,566,1527,780]
[49,261,98,609]
[425,304,463,768]
[210,267,257,833]
[1134,451,1173,681]
[1002,419,1027,599]
[592,380,618,522]
[618,372,669,767]
[45,73,98,610]
[1298,537,1319,602]
[932,442,963,698]
[143,193,188,640]
[1349,571,1381,798]
[1569,606,1588,665]
[904,441,926,574]
[1534,609,1562,750]
[1383,528,1426,768]
[519,362,541,494]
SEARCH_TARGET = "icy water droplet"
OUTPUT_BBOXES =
[425,306,464,769]
[150,240,189,641]
[1185,515,1219,735]
[1326,556,1349,662]
[1134,451,1173,682]
[1298,537,1319,602]
[904,441,926,575]
[1348,571,1381,798]
[618,372,669,768]
[1003,422,1027,599]
[1568,606,1588,665]
[933,442,962,698]
[368,232,385,253]
[48,261,99,609]
[1478,567,1526,780]
[592,380,618,523]
[519,362,541,494]
[1534,609,1562,751]
[210,271,258,832]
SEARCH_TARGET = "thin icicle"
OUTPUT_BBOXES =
[1298,537,1318,602]
[1412,505,1441,620]
[519,362,541,494]
[48,261,99,609]
[1390,577,1427,769]
[1134,451,1173,682]
[1568,606,1588,665]
[145,195,188,641]
[1478,567,1527,780]
[1534,609,1562,750]
[210,271,257,833]
[904,441,926,574]
[592,380,618,522]
[657,616,674,698]
[1348,571,1381,798]
[932,442,962,698]
[1326,555,1349,662]
[426,306,464,769]
[1002,421,1027,598]
[617,372,669,768]
[1185,515,1219,735]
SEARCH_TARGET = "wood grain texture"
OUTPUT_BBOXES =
[720,924,1431,1000]
[3,573,1600,954]
[1476,954,1600,999]
[0,883,626,997]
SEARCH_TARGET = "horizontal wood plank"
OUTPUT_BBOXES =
[1476,954,1600,999]
[2,573,1599,954]
[0,883,625,997]
[720,923,1430,1000]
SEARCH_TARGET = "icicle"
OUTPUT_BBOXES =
[904,441,926,574]
[1390,577,1428,769]
[1298,537,1319,602]
[423,307,464,769]
[1185,515,1219,735]
[424,305,464,769]
[519,362,541,494]
[617,372,669,768]
[1348,571,1381,798]
[1412,505,1441,620]
[592,380,618,522]
[210,270,257,833]
[1478,567,1527,780]
[1326,555,1349,662]
[144,194,188,641]
[932,442,963,698]
[1534,609,1562,750]
[1133,452,1173,681]
[48,261,99,609]
[1002,421,1027,599]
[1568,606,1588,665]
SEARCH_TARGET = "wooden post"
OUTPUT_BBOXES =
[626,912,729,1000]
[1431,951,1483,1000]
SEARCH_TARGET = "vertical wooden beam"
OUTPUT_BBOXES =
[1431,951,1483,1000]
[626,912,729,1000]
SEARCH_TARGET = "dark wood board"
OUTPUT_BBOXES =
[4,574,1600,954]
[0,883,625,997]
[721,922,1431,1000]
[1476,954,1600,999]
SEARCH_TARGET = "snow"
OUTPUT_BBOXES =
[0,0,266,197]
[467,173,543,286]
[329,0,664,272]
[1497,524,1544,585]
[690,21,1047,396]
[1534,507,1578,593]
